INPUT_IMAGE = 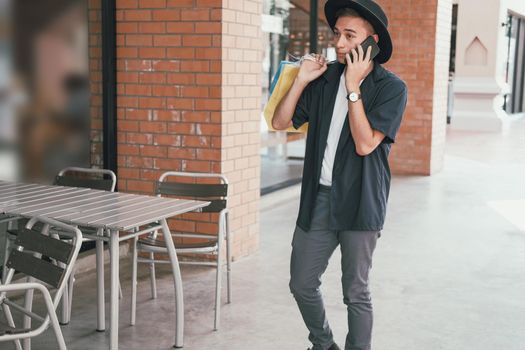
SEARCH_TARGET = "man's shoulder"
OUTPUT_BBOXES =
[375,64,407,92]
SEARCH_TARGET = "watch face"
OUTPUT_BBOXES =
[349,92,359,102]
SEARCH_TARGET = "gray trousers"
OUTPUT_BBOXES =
[289,187,379,350]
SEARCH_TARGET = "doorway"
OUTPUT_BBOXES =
[504,13,525,114]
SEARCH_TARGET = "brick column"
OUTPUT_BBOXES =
[221,0,262,257]
[379,0,452,175]
[103,0,261,259]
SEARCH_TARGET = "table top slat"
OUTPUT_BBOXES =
[2,188,95,212]
[62,197,161,223]
[106,200,209,231]
[0,183,37,192]
[89,199,196,225]
[0,184,73,201]
[51,193,142,219]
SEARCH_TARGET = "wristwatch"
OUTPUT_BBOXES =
[346,91,361,103]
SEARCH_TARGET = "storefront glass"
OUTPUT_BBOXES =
[0,0,93,183]
[260,0,334,193]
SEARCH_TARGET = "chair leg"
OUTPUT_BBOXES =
[131,237,138,326]
[2,303,16,328]
[49,302,68,350]
[13,339,23,350]
[22,281,34,350]
[103,232,123,301]
[95,238,105,331]
[149,252,157,299]
[43,289,67,350]
[2,303,22,350]
[214,237,224,331]
[213,261,222,331]
[2,218,16,284]
[225,212,232,304]
[59,264,69,325]
[2,236,10,284]
[67,268,76,323]
[117,231,123,300]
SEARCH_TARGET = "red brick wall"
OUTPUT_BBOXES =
[379,0,452,175]
[86,0,261,259]
[221,0,262,257]
[109,0,226,247]
[114,0,222,194]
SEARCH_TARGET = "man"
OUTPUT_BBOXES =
[272,1,408,349]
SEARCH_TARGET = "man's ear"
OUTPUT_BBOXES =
[372,33,379,43]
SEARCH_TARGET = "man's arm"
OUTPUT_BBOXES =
[346,92,385,156]
[272,77,309,130]
[272,55,328,130]
[345,44,384,156]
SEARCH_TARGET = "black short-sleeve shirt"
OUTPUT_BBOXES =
[292,61,408,231]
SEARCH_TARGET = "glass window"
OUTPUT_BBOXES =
[260,0,334,193]
[503,14,525,114]
[1,0,92,183]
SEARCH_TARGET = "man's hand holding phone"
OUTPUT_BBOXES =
[345,36,379,91]
[296,53,328,86]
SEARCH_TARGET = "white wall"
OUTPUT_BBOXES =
[450,0,524,131]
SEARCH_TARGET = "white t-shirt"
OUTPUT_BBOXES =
[319,74,362,187]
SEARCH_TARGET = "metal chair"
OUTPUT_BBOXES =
[0,216,82,350]
[2,167,117,325]
[130,171,231,330]
[53,167,118,326]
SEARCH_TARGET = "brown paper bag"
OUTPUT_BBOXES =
[263,63,308,133]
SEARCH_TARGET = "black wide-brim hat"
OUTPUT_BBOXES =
[325,0,393,63]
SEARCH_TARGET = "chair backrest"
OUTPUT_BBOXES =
[7,230,75,289]
[5,217,82,292]
[155,172,228,213]
[0,217,82,345]
[54,167,117,192]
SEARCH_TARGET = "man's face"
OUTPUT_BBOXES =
[333,15,377,64]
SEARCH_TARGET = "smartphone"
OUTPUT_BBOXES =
[349,35,380,63]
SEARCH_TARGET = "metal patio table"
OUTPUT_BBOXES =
[0,180,209,349]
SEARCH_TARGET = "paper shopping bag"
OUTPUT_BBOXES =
[263,61,308,133]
